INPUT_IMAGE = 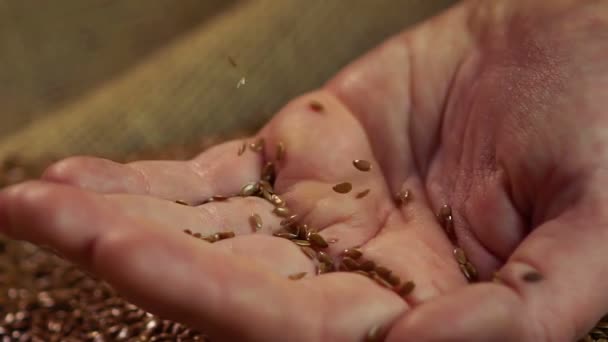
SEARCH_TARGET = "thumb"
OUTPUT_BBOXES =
[387,192,608,341]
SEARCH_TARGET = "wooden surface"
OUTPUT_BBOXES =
[0,0,456,161]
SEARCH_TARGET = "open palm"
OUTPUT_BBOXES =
[2,1,608,341]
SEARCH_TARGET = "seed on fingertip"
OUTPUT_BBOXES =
[310,100,324,112]
[353,159,372,172]
[333,182,352,194]
[288,272,307,280]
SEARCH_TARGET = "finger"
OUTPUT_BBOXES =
[389,192,608,341]
[41,139,263,202]
[0,181,321,340]
[107,193,284,236]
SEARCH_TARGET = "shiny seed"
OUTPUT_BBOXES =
[274,231,297,239]
[395,189,411,204]
[249,138,265,152]
[342,257,359,271]
[288,272,307,280]
[317,262,332,274]
[210,195,229,201]
[203,235,219,243]
[438,204,452,219]
[359,260,376,272]
[217,231,236,240]
[317,251,333,265]
[259,180,273,193]
[333,182,352,194]
[297,224,309,240]
[353,159,372,172]
[237,142,247,156]
[193,232,202,238]
[453,247,467,265]
[375,266,392,279]
[387,274,401,286]
[280,214,299,227]
[444,215,457,241]
[343,248,363,260]
[356,189,371,199]
[465,261,478,280]
[276,142,286,161]
[183,229,192,235]
[294,239,311,247]
[261,162,276,183]
[270,194,286,207]
[522,271,543,283]
[175,200,189,206]
[309,233,329,248]
[300,246,317,259]
[398,281,416,296]
[310,100,324,112]
[365,325,386,342]
[250,214,263,231]
[240,182,259,196]
[273,206,290,218]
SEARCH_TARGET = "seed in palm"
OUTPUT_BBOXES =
[288,272,307,280]
[216,231,236,240]
[317,251,333,265]
[522,271,543,283]
[261,162,276,183]
[453,247,467,265]
[371,273,393,288]
[272,206,290,218]
[310,100,324,112]
[249,213,263,232]
[395,189,411,205]
[280,214,299,227]
[374,266,391,280]
[333,182,352,194]
[353,159,372,172]
[341,257,359,271]
[294,239,311,247]
[193,232,202,238]
[359,260,376,272]
[183,229,193,235]
[309,233,329,248]
[274,231,297,239]
[210,195,229,202]
[270,194,286,207]
[300,246,317,259]
[364,325,387,342]
[175,200,189,206]
[343,248,362,260]
[276,142,286,161]
[398,281,416,297]
[249,138,265,152]
[237,142,247,156]
[240,182,259,197]
[356,189,371,199]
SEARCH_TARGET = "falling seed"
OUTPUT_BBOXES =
[261,162,276,183]
[522,271,543,283]
[183,229,193,235]
[453,247,467,265]
[280,214,299,227]
[274,231,298,239]
[356,189,371,199]
[343,249,363,260]
[175,200,189,206]
[309,233,329,248]
[240,182,259,197]
[288,272,307,280]
[270,194,286,207]
[217,231,236,240]
[317,251,333,265]
[276,142,286,161]
[237,142,247,156]
[328,238,339,244]
[249,138,265,152]
[294,239,311,247]
[359,260,376,272]
[395,189,411,204]
[333,182,352,194]
[300,246,317,259]
[250,214,263,231]
[310,100,324,112]
[272,206,290,218]
[375,266,392,280]
[353,159,372,172]
[342,257,359,270]
[398,281,416,296]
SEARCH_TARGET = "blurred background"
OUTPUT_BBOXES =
[0,1,464,341]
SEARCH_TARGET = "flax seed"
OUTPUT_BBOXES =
[272,206,290,218]
[365,325,386,342]
[356,189,370,199]
[309,233,329,248]
[353,160,372,172]
[343,248,363,260]
[249,138,265,152]
[453,247,467,265]
[270,194,286,207]
[240,182,259,197]
[237,142,247,156]
[294,239,311,247]
[353,270,371,278]
[333,182,352,194]
[261,162,276,183]
[438,204,452,219]
[310,100,324,112]
[522,271,543,283]
[395,189,411,204]
[280,214,299,227]
[210,195,228,202]
[444,215,457,241]
[250,214,263,232]
[175,200,189,206]
[203,235,219,243]
[359,260,376,272]
[317,251,333,265]
[274,231,297,239]
[387,274,401,286]
[193,232,202,238]
[288,272,307,280]
[375,266,391,279]
[183,229,192,235]
[259,180,273,193]
[217,231,236,240]
[297,224,309,240]
[342,257,359,271]
[398,281,416,297]
[371,273,393,288]
[276,142,286,161]
[317,262,331,274]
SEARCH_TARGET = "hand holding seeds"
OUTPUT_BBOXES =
[2,0,608,341]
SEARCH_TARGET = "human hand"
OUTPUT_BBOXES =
[1,0,607,341]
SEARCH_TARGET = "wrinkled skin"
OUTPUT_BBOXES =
[1,0,608,341]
